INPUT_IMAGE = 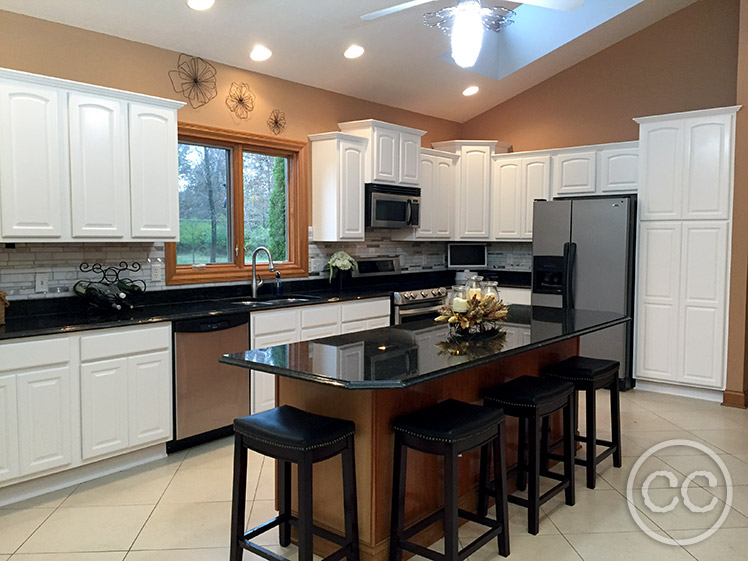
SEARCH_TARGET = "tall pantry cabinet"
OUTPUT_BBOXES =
[634,106,739,391]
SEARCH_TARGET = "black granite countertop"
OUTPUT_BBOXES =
[220,305,629,389]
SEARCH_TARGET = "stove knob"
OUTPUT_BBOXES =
[438,287,447,296]
[405,292,413,300]
[431,289,439,296]
[421,291,428,297]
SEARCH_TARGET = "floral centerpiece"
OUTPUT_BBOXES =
[435,292,509,339]
[326,251,358,290]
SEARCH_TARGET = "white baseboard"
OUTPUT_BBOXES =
[0,444,167,508]
[634,380,724,402]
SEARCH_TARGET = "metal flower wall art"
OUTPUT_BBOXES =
[267,109,287,135]
[169,53,218,109]
[225,82,255,119]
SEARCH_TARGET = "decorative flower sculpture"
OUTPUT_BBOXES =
[225,82,255,119]
[267,109,287,135]
[435,293,508,336]
[326,251,358,282]
[168,53,217,109]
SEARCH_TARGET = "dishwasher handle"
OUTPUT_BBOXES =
[173,313,249,333]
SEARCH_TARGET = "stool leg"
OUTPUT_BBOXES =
[517,418,527,492]
[342,435,360,561]
[230,433,248,561]
[444,445,459,561]
[389,433,407,561]
[298,458,314,561]
[527,416,541,535]
[494,424,510,557]
[563,395,576,506]
[477,442,491,517]
[278,460,292,547]
[585,388,597,489]
[610,376,622,468]
[540,416,550,474]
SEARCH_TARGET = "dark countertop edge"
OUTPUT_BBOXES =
[0,291,393,341]
[218,315,631,390]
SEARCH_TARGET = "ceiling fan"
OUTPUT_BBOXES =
[361,0,583,69]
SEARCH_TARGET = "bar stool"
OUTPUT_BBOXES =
[230,405,359,561]
[390,399,510,561]
[479,376,575,535]
[541,356,622,489]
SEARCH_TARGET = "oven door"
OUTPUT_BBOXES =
[394,301,445,325]
[369,192,420,228]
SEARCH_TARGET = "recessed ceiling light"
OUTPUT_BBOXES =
[250,45,272,62]
[186,0,215,11]
[344,44,365,59]
[462,85,480,96]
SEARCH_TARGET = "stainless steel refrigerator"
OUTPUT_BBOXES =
[531,195,636,389]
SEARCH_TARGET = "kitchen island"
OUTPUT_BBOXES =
[220,305,629,561]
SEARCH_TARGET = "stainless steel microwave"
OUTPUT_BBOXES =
[365,183,420,228]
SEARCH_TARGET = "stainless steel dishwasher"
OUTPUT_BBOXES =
[168,313,250,452]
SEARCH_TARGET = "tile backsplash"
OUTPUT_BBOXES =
[0,235,531,301]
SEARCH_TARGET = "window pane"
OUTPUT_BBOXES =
[176,143,232,265]
[243,152,288,263]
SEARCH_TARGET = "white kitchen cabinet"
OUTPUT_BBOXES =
[310,132,367,242]
[340,298,391,332]
[68,93,129,238]
[499,287,532,306]
[80,358,129,461]
[635,106,737,221]
[552,150,596,197]
[491,154,550,241]
[0,375,19,483]
[129,103,180,239]
[128,351,172,447]
[598,146,638,193]
[0,68,183,243]
[338,119,426,186]
[300,303,341,340]
[0,79,67,239]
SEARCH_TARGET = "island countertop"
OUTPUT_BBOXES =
[219,305,630,389]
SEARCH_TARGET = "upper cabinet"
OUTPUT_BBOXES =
[552,150,596,197]
[635,107,738,221]
[338,120,426,186]
[550,142,638,199]
[0,68,183,243]
[309,132,368,242]
[598,145,639,193]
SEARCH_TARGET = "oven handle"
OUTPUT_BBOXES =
[396,303,444,317]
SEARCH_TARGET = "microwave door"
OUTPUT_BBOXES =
[371,193,409,228]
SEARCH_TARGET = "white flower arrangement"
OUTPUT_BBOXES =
[326,251,358,282]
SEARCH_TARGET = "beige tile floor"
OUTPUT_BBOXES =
[1,389,747,561]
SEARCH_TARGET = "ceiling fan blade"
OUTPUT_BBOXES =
[361,0,439,21]
[519,0,584,11]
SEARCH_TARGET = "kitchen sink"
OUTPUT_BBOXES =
[228,295,323,307]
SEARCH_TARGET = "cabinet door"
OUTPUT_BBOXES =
[599,148,638,193]
[17,366,72,476]
[69,94,129,238]
[636,222,682,383]
[300,303,340,339]
[128,350,172,447]
[129,103,179,239]
[0,375,19,483]
[682,115,732,220]
[252,330,300,414]
[521,156,551,239]
[678,222,728,388]
[80,358,129,460]
[639,121,684,220]
[491,158,521,240]
[552,151,596,197]
[339,138,365,240]
[399,132,420,185]
[372,127,398,184]
[433,156,455,238]
[458,146,491,239]
[0,80,66,239]
[416,155,435,237]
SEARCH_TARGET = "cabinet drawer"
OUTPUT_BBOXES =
[301,304,339,329]
[252,308,301,337]
[340,298,390,323]
[80,324,171,362]
[0,337,70,373]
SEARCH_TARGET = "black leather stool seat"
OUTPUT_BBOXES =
[541,356,619,389]
[482,376,575,417]
[394,399,504,444]
[234,405,354,452]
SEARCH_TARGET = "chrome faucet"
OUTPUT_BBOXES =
[251,246,275,299]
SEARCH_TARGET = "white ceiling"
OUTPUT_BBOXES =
[0,0,697,123]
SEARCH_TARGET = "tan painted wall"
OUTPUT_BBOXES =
[461,0,739,152]
[0,10,461,147]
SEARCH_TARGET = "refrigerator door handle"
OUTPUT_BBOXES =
[562,242,577,308]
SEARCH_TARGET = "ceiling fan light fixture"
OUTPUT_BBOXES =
[450,0,483,68]
[186,0,215,11]
[250,44,272,62]
[462,85,479,96]
[344,44,365,59]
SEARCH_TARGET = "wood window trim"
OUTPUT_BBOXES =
[166,122,309,286]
